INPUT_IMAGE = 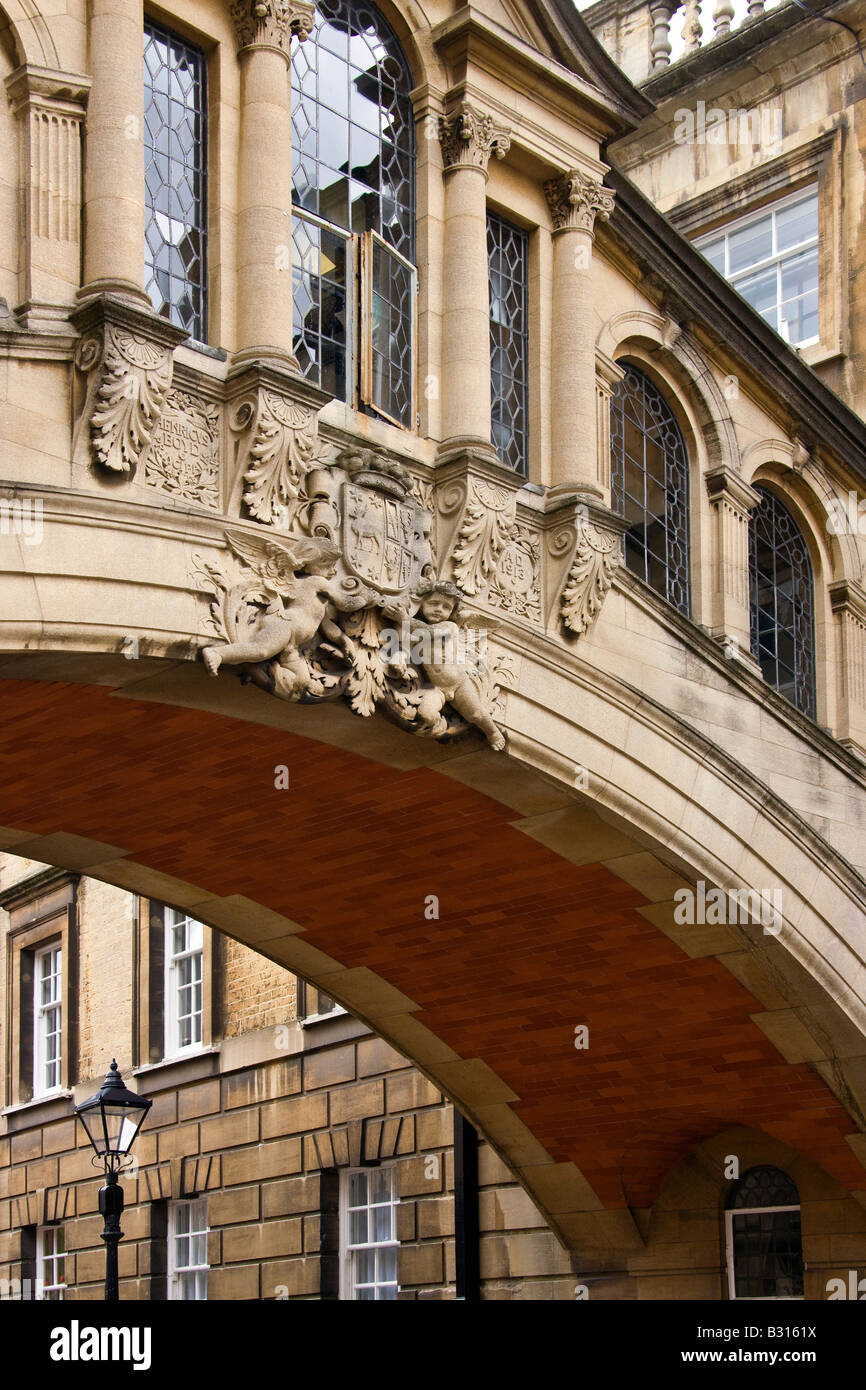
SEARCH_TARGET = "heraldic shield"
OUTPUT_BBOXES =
[343,481,417,594]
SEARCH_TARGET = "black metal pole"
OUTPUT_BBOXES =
[453,1111,480,1301]
[99,1168,124,1301]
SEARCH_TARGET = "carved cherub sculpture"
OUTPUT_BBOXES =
[398,579,505,751]
[201,529,368,700]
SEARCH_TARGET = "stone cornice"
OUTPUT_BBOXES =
[829,579,866,625]
[439,101,511,173]
[544,167,616,235]
[230,0,315,56]
[4,64,91,115]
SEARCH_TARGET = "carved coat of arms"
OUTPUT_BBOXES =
[193,448,507,749]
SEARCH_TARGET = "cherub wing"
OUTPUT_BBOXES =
[225,528,337,598]
[454,609,501,636]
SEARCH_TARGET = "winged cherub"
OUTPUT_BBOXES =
[201,529,368,700]
[395,579,505,750]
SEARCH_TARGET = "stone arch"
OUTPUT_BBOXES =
[743,437,863,588]
[597,308,741,476]
[0,0,59,67]
[0,651,865,1252]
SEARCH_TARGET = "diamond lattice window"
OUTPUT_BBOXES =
[726,1166,804,1300]
[291,0,415,426]
[487,212,529,475]
[143,20,207,339]
[749,485,816,719]
[610,365,691,615]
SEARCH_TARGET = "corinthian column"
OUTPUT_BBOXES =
[544,169,615,498]
[438,102,510,459]
[231,0,315,368]
[80,0,150,303]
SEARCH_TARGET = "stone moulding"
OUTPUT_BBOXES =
[70,295,187,477]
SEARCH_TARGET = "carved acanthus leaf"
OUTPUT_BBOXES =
[561,524,622,637]
[242,392,325,526]
[450,479,517,597]
[439,103,510,172]
[80,323,175,475]
[544,169,616,236]
[230,0,314,52]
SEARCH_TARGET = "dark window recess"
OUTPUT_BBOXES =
[319,1170,341,1300]
[150,1200,169,1300]
[610,365,691,616]
[727,1166,804,1300]
[749,485,816,719]
[143,19,207,339]
[487,212,529,475]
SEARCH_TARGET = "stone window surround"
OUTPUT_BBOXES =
[664,128,843,371]
[134,896,215,1068]
[2,871,77,1109]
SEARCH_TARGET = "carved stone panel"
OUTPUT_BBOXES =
[146,390,221,510]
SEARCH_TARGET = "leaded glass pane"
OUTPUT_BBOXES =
[366,234,414,427]
[143,21,207,339]
[610,366,691,615]
[728,1166,800,1210]
[291,0,415,406]
[487,213,528,475]
[749,488,816,718]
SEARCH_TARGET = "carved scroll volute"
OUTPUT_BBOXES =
[71,296,187,477]
[226,365,331,526]
[231,0,315,54]
[545,501,626,638]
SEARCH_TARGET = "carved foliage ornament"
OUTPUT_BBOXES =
[74,321,175,475]
[450,478,517,597]
[146,390,220,510]
[544,169,616,236]
[439,104,511,172]
[193,449,508,749]
[239,391,325,527]
[230,0,315,53]
[561,519,622,637]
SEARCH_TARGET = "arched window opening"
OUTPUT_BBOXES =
[610,365,691,615]
[725,1165,804,1300]
[748,485,817,719]
[291,0,416,428]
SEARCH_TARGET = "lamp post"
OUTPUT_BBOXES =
[74,1060,152,1301]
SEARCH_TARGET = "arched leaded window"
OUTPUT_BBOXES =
[290,0,416,427]
[725,1166,804,1300]
[610,365,691,615]
[748,486,816,719]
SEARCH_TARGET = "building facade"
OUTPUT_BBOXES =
[0,0,865,1302]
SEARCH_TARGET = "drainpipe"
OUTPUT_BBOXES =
[453,1111,480,1300]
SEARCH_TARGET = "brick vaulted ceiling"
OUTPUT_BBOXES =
[1,678,864,1211]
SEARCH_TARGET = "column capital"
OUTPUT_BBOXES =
[705,464,762,518]
[230,0,315,57]
[544,169,615,236]
[438,102,510,174]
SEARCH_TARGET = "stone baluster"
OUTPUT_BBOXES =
[231,0,315,368]
[650,2,674,70]
[746,0,766,19]
[713,0,735,37]
[437,101,510,461]
[683,0,704,51]
[543,169,615,497]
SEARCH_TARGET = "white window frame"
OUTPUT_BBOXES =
[33,941,62,1097]
[339,1165,399,1300]
[164,907,203,1059]
[298,978,346,1026]
[167,1198,209,1300]
[725,1204,805,1300]
[696,187,819,347]
[36,1225,66,1300]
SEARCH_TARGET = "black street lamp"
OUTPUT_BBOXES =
[74,1060,152,1301]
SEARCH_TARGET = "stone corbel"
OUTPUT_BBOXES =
[543,495,628,638]
[4,65,91,327]
[70,295,187,477]
[434,453,523,601]
[230,0,315,54]
[226,361,331,526]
